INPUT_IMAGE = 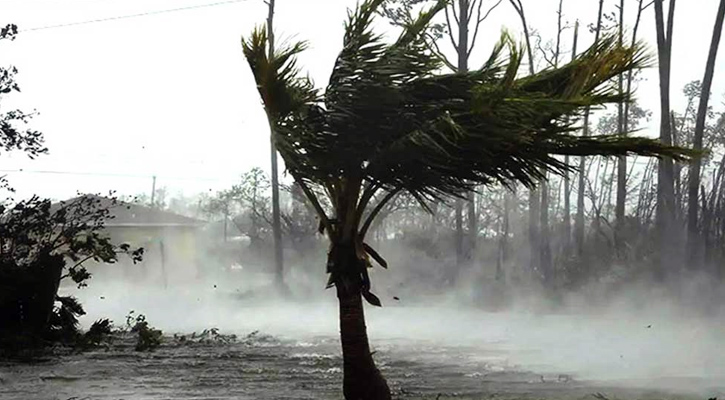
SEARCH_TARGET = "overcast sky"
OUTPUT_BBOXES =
[0,0,723,201]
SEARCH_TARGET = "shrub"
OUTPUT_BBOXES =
[125,311,163,352]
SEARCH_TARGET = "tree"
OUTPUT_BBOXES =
[242,1,691,397]
[203,188,242,242]
[615,0,625,232]
[576,0,604,258]
[616,0,650,255]
[561,19,579,254]
[0,25,144,348]
[0,195,144,346]
[0,25,46,159]
[654,0,677,279]
[232,167,272,246]
[687,0,725,265]
[380,0,504,274]
[509,0,543,277]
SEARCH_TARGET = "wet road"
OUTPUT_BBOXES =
[0,330,719,400]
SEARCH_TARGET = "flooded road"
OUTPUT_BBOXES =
[0,332,716,400]
[2,286,724,399]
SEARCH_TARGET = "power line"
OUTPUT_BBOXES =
[0,168,242,183]
[20,0,249,34]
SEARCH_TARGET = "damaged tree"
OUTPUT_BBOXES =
[242,1,692,398]
[0,24,143,351]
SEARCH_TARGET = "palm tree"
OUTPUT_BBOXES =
[242,1,691,398]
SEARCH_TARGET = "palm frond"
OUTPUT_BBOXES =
[243,1,693,213]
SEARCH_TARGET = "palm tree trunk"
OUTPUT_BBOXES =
[332,244,391,400]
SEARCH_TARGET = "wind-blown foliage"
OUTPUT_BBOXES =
[0,24,46,159]
[243,2,694,398]
[242,0,692,297]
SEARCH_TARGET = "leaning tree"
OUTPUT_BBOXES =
[242,1,691,398]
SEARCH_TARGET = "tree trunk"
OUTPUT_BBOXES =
[332,244,391,400]
[654,0,677,280]
[510,0,541,276]
[687,0,725,265]
[267,0,285,290]
[617,0,647,256]
[496,190,510,281]
[452,0,475,269]
[538,0,564,283]
[223,210,228,242]
[455,198,464,269]
[575,0,604,257]
[563,20,578,253]
[615,0,626,241]
[539,183,552,283]
[528,188,541,273]
[24,253,65,336]
[467,191,476,263]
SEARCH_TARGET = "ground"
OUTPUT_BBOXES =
[0,332,715,400]
[1,283,723,399]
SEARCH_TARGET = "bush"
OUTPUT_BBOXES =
[79,318,114,348]
[0,195,143,352]
[125,311,163,352]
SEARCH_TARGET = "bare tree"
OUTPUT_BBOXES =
[562,19,579,252]
[615,0,650,254]
[654,0,677,279]
[380,0,503,273]
[615,0,626,232]
[446,0,503,269]
[575,0,604,257]
[687,0,725,265]
[509,0,541,277]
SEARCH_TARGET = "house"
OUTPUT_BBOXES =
[54,195,206,287]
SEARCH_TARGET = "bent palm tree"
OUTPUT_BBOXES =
[242,1,691,398]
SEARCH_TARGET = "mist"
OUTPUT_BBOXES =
[57,218,725,397]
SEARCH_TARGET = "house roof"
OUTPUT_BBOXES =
[53,194,206,228]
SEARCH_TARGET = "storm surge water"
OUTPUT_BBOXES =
[61,269,725,398]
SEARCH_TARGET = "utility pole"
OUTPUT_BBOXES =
[267,0,285,292]
[151,175,157,208]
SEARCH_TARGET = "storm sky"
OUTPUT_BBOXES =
[0,0,723,201]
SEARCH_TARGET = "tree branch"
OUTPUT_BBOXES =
[356,181,381,225]
[359,188,401,239]
[480,0,502,22]
[290,174,333,236]
[451,0,461,25]
[444,5,460,51]
[426,32,458,70]
[468,0,504,56]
